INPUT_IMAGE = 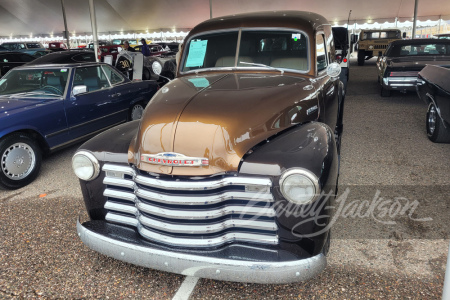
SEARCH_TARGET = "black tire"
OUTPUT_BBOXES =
[426,103,450,143]
[143,68,151,80]
[129,102,145,121]
[357,50,365,66]
[0,134,42,190]
[380,84,391,97]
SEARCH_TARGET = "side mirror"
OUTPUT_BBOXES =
[327,62,341,79]
[402,32,407,39]
[73,85,87,96]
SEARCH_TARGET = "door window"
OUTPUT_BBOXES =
[316,34,328,72]
[74,66,109,93]
[101,65,125,85]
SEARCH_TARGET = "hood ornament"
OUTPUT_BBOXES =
[141,152,209,167]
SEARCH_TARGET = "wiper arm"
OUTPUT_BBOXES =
[239,61,284,75]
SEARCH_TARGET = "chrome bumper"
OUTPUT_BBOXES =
[383,76,418,91]
[77,219,327,284]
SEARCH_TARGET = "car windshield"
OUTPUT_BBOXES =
[362,31,400,40]
[0,68,70,96]
[181,29,309,73]
[390,43,450,56]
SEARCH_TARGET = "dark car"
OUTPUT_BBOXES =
[0,62,158,190]
[377,39,450,97]
[115,50,176,86]
[332,27,351,90]
[25,50,96,65]
[157,42,180,53]
[0,52,36,77]
[73,11,345,284]
[0,45,9,52]
[0,42,47,56]
[417,65,450,143]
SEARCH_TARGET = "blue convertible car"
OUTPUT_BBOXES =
[0,62,158,189]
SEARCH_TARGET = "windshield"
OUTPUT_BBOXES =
[362,31,400,40]
[389,43,450,56]
[181,29,309,73]
[0,68,70,96]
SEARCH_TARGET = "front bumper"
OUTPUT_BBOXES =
[382,76,418,91]
[77,219,327,284]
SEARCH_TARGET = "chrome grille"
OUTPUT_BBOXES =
[102,164,278,247]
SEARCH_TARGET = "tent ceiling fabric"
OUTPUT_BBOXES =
[1,0,449,36]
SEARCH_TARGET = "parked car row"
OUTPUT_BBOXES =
[356,36,450,144]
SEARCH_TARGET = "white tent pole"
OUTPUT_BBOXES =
[60,0,70,48]
[89,0,99,62]
[412,0,418,39]
[209,0,212,19]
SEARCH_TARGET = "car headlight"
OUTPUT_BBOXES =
[72,151,100,181]
[152,61,162,75]
[279,168,320,204]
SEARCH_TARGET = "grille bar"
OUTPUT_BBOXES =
[138,226,278,247]
[138,215,277,233]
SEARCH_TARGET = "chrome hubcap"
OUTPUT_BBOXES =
[1,142,36,180]
[131,104,144,120]
[428,105,436,135]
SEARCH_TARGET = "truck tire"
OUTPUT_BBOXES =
[426,103,450,143]
[357,50,365,66]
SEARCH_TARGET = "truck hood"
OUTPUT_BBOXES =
[129,73,319,175]
[387,56,450,70]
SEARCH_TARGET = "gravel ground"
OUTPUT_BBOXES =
[1,56,449,299]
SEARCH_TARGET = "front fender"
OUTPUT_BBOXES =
[76,120,140,220]
[240,122,339,255]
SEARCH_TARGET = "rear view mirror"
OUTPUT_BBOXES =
[73,85,87,96]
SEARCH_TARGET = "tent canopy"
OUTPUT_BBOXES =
[0,0,449,37]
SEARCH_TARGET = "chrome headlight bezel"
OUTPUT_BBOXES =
[72,150,100,181]
[279,168,320,205]
[152,61,162,75]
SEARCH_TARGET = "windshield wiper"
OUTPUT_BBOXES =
[239,61,284,75]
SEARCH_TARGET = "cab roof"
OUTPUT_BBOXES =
[187,11,329,38]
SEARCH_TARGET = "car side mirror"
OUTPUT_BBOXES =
[73,85,87,96]
[327,62,341,80]
[402,32,407,39]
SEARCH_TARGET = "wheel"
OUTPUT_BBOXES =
[0,134,42,190]
[143,68,151,80]
[357,50,365,66]
[380,84,391,97]
[426,103,450,143]
[130,103,144,121]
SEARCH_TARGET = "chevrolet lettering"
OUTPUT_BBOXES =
[73,11,346,284]
[141,153,209,166]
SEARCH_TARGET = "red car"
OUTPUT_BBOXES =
[97,45,120,64]
[48,42,68,52]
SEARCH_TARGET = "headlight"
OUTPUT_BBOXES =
[72,151,100,181]
[279,169,320,204]
[152,61,162,75]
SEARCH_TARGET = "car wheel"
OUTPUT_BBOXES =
[380,84,391,97]
[426,103,450,143]
[0,134,42,190]
[130,103,145,121]
[357,50,365,66]
[143,68,151,80]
